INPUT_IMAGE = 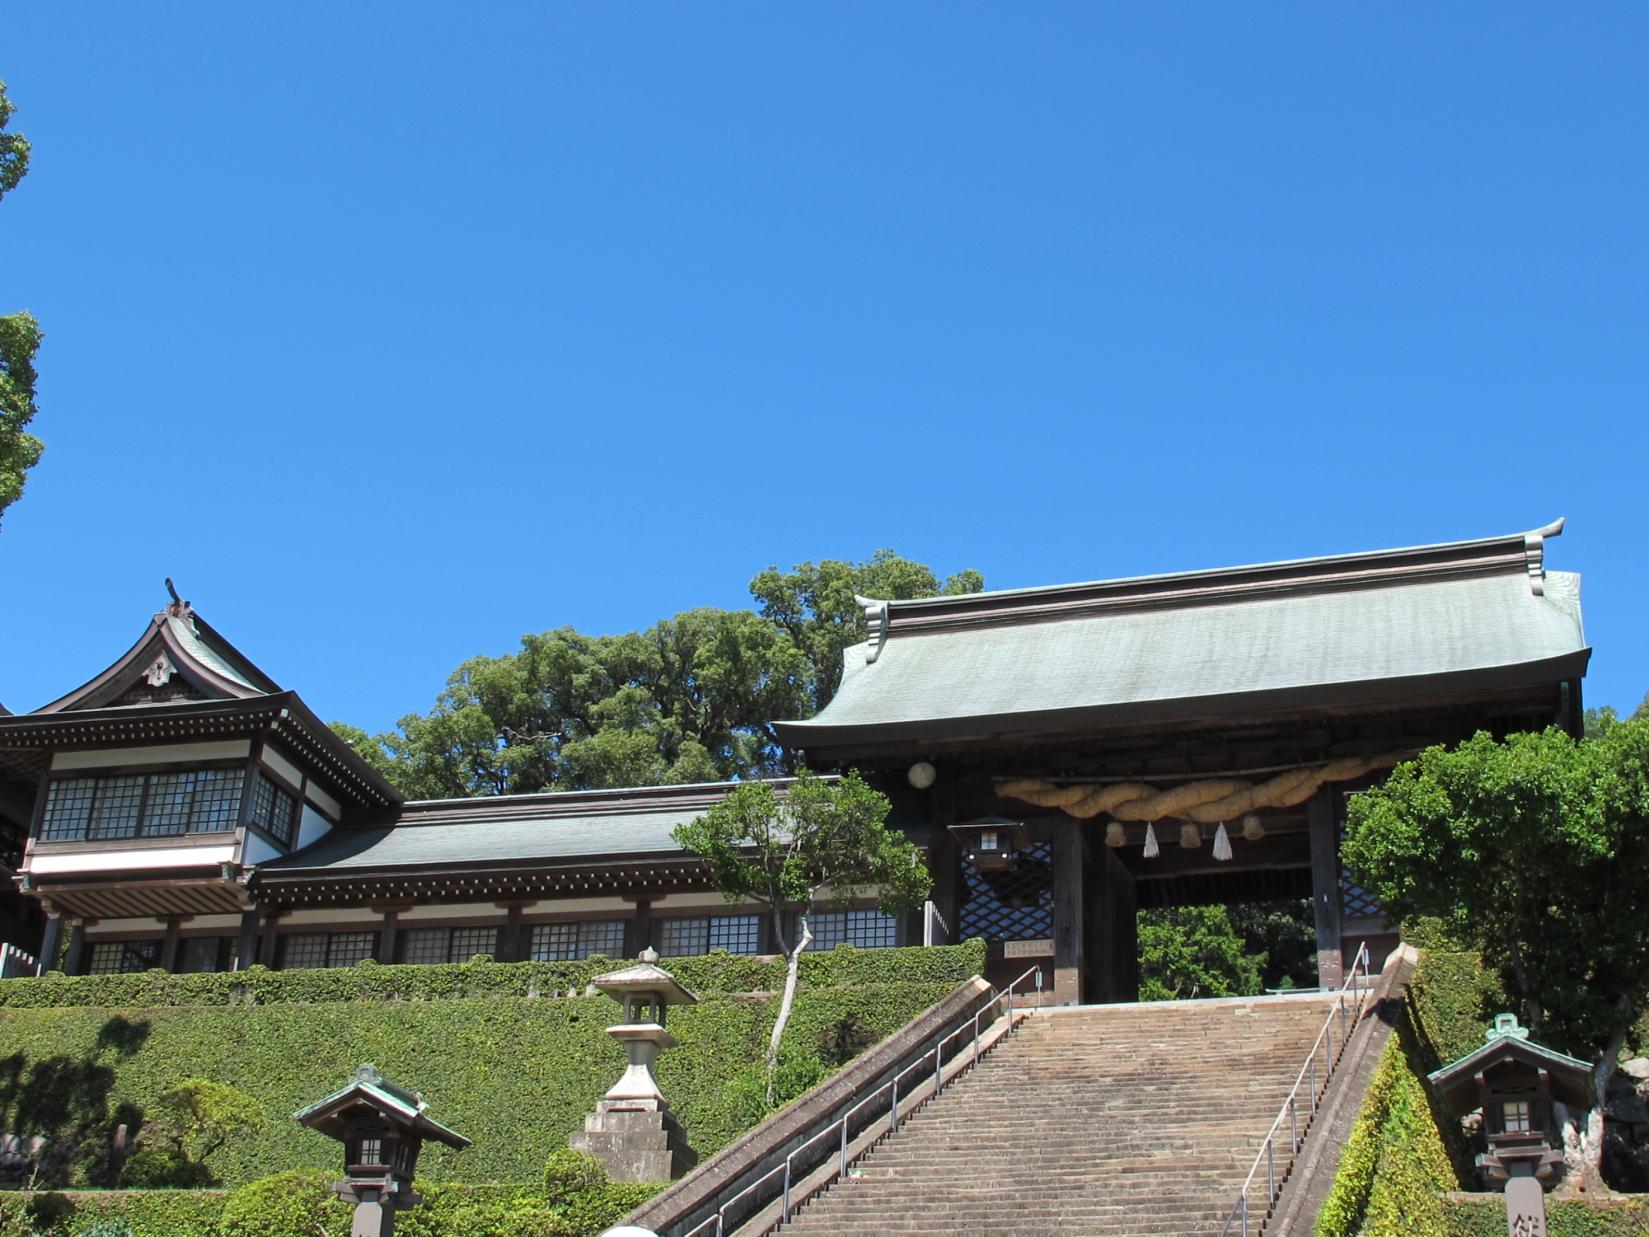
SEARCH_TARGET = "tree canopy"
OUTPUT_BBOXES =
[671,769,931,1091]
[1342,716,1649,1098]
[0,80,42,529]
[1137,906,1266,1001]
[335,552,983,798]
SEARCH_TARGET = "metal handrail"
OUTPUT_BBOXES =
[681,964,1043,1237]
[1216,942,1374,1237]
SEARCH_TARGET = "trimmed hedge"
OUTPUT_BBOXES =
[0,1173,657,1237]
[1314,1005,1457,1236]
[0,942,984,1189]
[1317,949,1649,1237]
[0,942,984,1010]
[1437,1196,1649,1236]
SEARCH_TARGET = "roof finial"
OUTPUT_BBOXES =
[163,577,190,618]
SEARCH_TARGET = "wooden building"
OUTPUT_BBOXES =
[0,521,1588,999]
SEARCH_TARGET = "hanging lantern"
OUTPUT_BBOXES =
[1103,822,1126,848]
[1178,822,1202,849]
[1212,822,1233,862]
[1242,813,1265,842]
[1142,822,1160,859]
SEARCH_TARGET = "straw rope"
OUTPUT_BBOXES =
[994,753,1407,824]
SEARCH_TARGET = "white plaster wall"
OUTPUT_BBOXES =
[296,804,333,849]
[304,782,342,820]
[53,740,250,770]
[29,843,237,875]
[260,746,304,789]
[243,835,282,867]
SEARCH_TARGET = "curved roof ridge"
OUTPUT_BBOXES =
[855,518,1565,638]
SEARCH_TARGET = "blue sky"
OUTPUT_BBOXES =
[2,5,1644,732]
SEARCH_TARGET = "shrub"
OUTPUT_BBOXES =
[219,1168,347,1237]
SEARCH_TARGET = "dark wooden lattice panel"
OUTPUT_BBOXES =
[1338,812,1383,919]
[959,841,1053,941]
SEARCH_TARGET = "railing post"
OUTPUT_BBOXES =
[891,1076,899,1132]
[1240,1192,1249,1237]
[1309,1048,1318,1111]
[716,1211,724,1237]
[782,1158,792,1223]
[973,1013,981,1067]
[840,1118,848,1179]
[935,1044,944,1096]
[1266,1138,1275,1202]
[1289,1095,1298,1152]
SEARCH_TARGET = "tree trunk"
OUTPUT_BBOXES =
[766,907,813,1105]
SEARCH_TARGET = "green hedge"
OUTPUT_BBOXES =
[0,942,984,1189]
[1316,949,1649,1237]
[0,1170,658,1237]
[0,941,985,1010]
[1314,1006,1458,1236]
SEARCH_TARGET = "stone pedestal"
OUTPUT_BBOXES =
[570,1099,697,1183]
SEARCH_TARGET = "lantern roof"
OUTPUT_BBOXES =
[1426,1013,1594,1113]
[591,952,699,1007]
[293,1064,471,1150]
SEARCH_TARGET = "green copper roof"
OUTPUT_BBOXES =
[293,1064,470,1150]
[777,523,1588,749]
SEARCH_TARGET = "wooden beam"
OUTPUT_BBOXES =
[1308,787,1343,989]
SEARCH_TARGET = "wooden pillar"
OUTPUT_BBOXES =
[1308,787,1344,989]
[38,912,65,974]
[234,909,259,971]
[757,908,780,956]
[931,783,961,947]
[257,908,281,968]
[63,920,87,976]
[377,908,402,964]
[1051,820,1087,1006]
[159,917,183,973]
[626,899,653,958]
[1102,847,1139,1003]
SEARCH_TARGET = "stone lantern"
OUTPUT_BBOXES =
[570,948,699,1182]
[1427,1013,1594,1233]
[294,1064,470,1237]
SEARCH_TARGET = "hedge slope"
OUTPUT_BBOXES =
[0,942,983,1188]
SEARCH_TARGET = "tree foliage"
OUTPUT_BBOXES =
[0,81,42,530]
[336,552,982,799]
[672,770,932,1092]
[1137,906,1265,1001]
[1342,717,1649,1110]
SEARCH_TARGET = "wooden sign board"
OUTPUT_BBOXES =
[1004,939,1054,959]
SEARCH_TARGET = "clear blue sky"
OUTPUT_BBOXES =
[2,5,1644,733]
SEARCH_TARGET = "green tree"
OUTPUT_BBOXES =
[338,552,976,799]
[126,1078,265,1186]
[1583,688,1649,738]
[0,81,42,529]
[750,549,984,710]
[1341,716,1649,1183]
[1227,898,1316,991]
[671,770,931,1099]
[1137,906,1265,1001]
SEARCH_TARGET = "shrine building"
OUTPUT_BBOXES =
[0,519,1588,1001]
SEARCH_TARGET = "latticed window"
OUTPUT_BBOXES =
[143,769,243,836]
[282,931,377,970]
[1503,1099,1533,1133]
[250,773,298,847]
[807,909,898,950]
[528,920,627,961]
[38,768,248,842]
[959,840,1053,942]
[86,939,161,974]
[659,915,760,956]
[178,937,233,973]
[399,926,501,965]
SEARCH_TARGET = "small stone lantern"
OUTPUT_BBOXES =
[569,948,699,1182]
[294,1064,470,1237]
[1427,1014,1594,1233]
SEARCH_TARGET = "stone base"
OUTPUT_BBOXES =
[569,1102,697,1183]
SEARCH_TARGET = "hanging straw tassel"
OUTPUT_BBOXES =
[1213,821,1233,862]
[1142,821,1160,859]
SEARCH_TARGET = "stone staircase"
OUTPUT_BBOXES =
[778,993,1338,1237]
